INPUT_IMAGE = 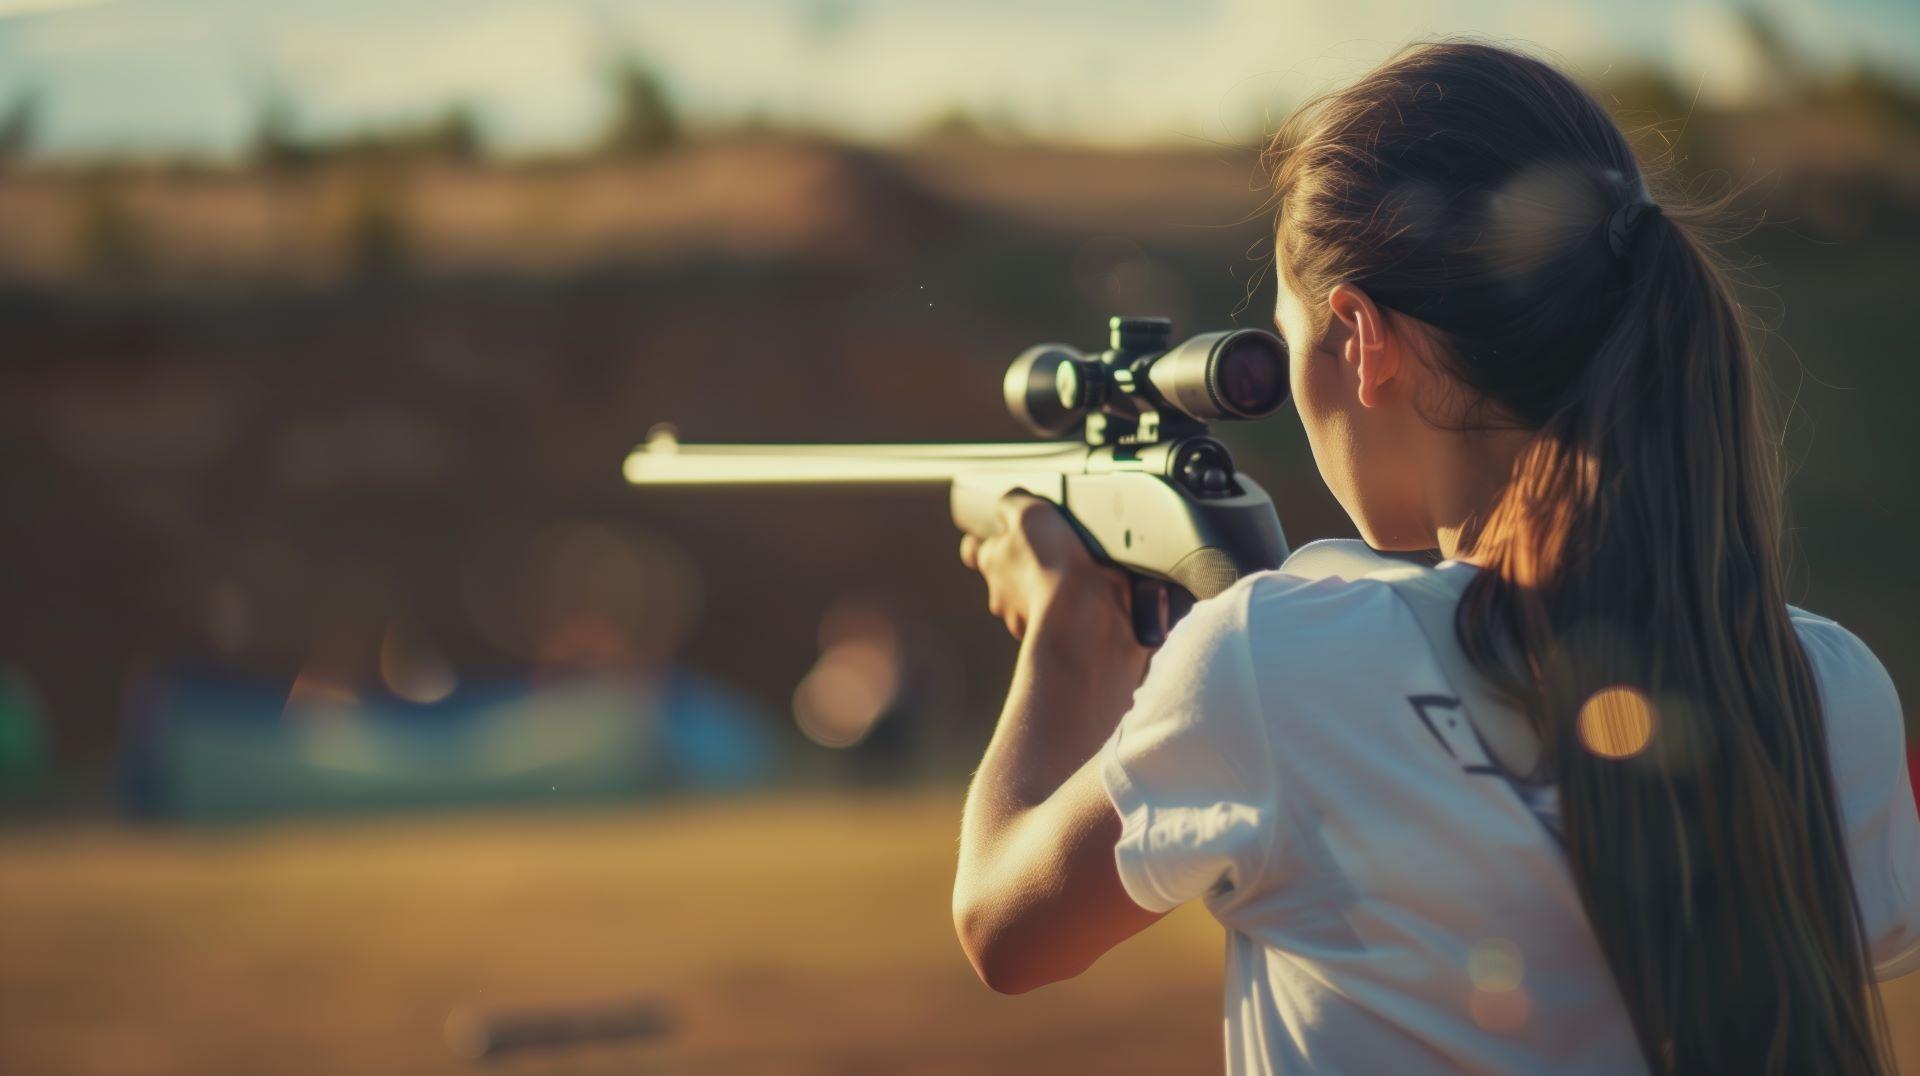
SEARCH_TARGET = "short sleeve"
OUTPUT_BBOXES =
[1798,614,1920,979]
[1100,579,1281,914]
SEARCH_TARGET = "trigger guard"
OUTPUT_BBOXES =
[1128,576,1171,647]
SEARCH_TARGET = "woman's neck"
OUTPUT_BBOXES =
[1428,425,1532,564]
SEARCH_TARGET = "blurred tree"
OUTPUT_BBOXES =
[0,90,39,167]
[344,171,409,282]
[918,106,988,142]
[73,175,149,284]
[246,88,485,169]
[1593,65,1728,185]
[250,89,313,171]
[425,103,484,161]
[328,104,486,163]
[915,104,1024,144]
[0,672,46,795]
[1732,4,1811,104]
[602,56,681,156]
[801,0,860,48]
[733,107,778,137]
[1825,65,1920,130]
[1597,65,1693,124]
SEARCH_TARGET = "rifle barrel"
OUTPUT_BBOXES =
[621,437,1090,486]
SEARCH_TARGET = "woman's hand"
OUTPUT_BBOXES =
[958,493,1134,642]
[953,493,1165,993]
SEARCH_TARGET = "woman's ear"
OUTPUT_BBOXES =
[1327,283,1399,409]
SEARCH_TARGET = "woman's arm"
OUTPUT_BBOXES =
[952,495,1164,993]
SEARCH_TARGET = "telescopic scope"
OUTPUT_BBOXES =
[1003,316,1289,438]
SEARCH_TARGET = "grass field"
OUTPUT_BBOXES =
[1,791,1915,1074]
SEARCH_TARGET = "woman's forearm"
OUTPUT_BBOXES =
[965,587,1147,821]
[952,585,1155,991]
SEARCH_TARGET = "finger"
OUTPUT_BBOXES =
[997,491,1046,533]
[975,532,1003,574]
[997,493,1088,568]
[959,533,981,571]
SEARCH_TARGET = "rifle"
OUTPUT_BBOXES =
[622,316,1292,646]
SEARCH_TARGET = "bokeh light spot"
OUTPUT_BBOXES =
[1469,985,1532,1033]
[793,599,902,749]
[1468,937,1525,993]
[380,624,457,705]
[1577,685,1655,759]
[1466,937,1529,1032]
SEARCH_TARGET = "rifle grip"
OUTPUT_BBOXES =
[950,476,1007,538]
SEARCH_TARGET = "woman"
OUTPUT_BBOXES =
[952,41,1920,1074]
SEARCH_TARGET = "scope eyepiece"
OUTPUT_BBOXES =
[1002,320,1289,440]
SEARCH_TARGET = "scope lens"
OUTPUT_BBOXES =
[1003,343,1092,436]
[1213,332,1287,417]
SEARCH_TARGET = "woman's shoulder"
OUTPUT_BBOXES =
[1787,610,1920,978]
[1791,605,1889,666]
[1788,608,1904,744]
[1236,539,1425,617]
[1185,539,1424,667]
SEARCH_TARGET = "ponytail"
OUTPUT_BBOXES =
[1270,42,1891,1073]
[1462,202,1889,1073]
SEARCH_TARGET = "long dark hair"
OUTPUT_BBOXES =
[1266,41,1889,1073]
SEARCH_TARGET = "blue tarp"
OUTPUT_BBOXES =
[119,669,780,821]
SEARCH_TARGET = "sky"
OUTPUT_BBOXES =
[0,0,1916,157]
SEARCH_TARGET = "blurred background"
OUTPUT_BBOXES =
[0,0,1916,1072]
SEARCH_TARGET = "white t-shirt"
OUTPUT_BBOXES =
[1100,539,1920,1075]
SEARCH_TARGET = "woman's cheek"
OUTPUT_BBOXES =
[1296,351,1362,513]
